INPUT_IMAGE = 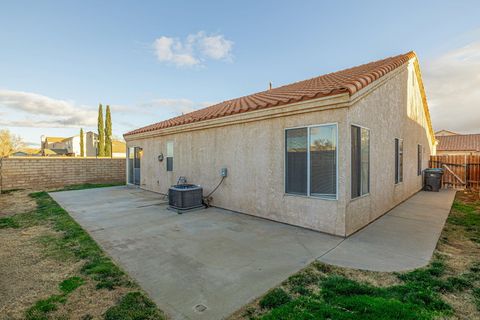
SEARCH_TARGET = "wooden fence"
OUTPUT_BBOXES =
[429,155,480,189]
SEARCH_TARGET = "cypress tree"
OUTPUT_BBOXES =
[97,104,105,156]
[80,128,84,157]
[105,105,112,157]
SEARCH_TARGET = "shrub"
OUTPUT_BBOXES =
[287,270,320,288]
[0,217,19,228]
[259,288,291,309]
[59,276,85,294]
[104,292,163,320]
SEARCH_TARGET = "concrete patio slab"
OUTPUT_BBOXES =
[50,186,343,320]
[318,189,457,272]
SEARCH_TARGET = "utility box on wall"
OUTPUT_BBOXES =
[220,167,228,177]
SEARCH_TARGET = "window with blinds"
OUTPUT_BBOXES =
[395,138,403,184]
[285,124,337,199]
[351,125,370,198]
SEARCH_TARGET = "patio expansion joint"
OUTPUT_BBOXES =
[316,237,348,260]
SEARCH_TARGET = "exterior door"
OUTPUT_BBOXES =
[128,147,142,185]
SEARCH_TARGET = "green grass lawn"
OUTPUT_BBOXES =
[51,182,125,192]
[0,183,164,320]
[236,191,480,320]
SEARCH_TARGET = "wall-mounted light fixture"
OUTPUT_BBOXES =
[158,153,164,162]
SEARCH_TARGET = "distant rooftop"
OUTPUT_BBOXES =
[436,133,480,152]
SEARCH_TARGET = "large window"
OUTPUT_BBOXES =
[285,124,337,199]
[417,144,422,176]
[351,125,370,198]
[395,138,403,184]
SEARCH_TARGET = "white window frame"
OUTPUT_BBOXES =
[351,123,370,199]
[284,123,338,200]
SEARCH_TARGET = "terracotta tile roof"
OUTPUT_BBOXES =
[125,51,418,136]
[436,134,480,152]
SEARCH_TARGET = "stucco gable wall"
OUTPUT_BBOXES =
[344,62,433,235]
[127,107,349,236]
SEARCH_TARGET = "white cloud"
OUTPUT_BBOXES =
[423,41,480,133]
[153,36,200,67]
[153,31,233,67]
[0,89,97,128]
[198,33,233,60]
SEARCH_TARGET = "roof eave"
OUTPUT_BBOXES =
[124,92,350,141]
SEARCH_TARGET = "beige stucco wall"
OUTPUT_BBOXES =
[126,60,434,237]
[344,61,434,235]
[128,108,349,236]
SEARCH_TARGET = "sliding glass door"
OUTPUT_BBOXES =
[128,147,142,185]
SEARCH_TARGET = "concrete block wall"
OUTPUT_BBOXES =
[0,157,125,192]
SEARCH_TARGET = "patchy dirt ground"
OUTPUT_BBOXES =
[48,282,131,320]
[0,225,80,318]
[0,190,36,217]
[0,189,164,320]
[0,223,130,320]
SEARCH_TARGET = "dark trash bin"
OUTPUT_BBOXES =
[424,168,444,192]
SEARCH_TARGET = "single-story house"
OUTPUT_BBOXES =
[123,51,435,237]
[435,131,480,156]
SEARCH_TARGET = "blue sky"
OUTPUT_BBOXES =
[1,0,479,146]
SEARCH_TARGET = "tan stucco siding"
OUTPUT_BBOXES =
[344,62,434,235]
[128,108,348,236]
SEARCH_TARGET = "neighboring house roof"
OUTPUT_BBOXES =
[12,151,29,156]
[435,129,458,136]
[436,134,480,152]
[13,148,41,155]
[45,137,66,143]
[16,148,41,155]
[43,149,57,155]
[125,51,433,137]
[112,140,126,153]
[44,148,68,155]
